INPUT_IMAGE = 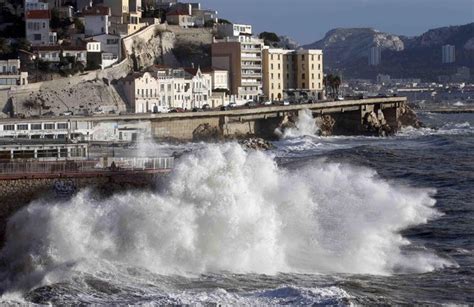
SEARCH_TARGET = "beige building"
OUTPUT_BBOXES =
[212,36,264,103]
[0,59,28,86]
[263,48,323,101]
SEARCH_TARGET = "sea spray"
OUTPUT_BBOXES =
[0,143,452,295]
[277,109,321,138]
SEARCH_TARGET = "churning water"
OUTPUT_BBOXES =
[0,111,473,305]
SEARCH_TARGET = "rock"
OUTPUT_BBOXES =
[315,115,336,136]
[192,123,221,141]
[239,138,273,151]
[399,103,423,128]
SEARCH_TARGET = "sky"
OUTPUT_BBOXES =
[198,0,474,45]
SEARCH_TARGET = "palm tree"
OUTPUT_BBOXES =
[333,75,341,98]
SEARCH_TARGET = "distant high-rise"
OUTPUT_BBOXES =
[369,46,381,66]
[442,45,455,64]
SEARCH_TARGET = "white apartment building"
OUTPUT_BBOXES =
[83,5,111,36]
[369,46,381,66]
[121,67,212,113]
[26,10,57,46]
[442,45,456,64]
[32,45,87,65]
[0,59,28,86]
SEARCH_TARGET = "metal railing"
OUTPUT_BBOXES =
[0,157,174,175]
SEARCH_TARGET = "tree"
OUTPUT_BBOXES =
[74,17,84,33]
[259,31,280,46]
[218,18,231,24]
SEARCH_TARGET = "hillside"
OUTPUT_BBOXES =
[303,23,474,81]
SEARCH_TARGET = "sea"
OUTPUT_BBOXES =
[0,109,473,305]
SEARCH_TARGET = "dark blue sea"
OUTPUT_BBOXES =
[0,111,473,305]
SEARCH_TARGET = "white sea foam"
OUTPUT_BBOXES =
[0,143,452,295]
[277,109,320,138]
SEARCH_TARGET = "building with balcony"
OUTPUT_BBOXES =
[120,67,212,113]
[211,35,264,102]
[262,48,324,101]
[0,59,28,86]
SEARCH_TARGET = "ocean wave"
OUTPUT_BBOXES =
[0,143,453,298]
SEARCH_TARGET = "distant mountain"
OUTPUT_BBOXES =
[303,23,474,81]
[277,35,300,50]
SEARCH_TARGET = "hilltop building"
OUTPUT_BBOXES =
[262,48,324,101]
[83,5,111,36]
[442,45,455,64]
[369,46,381,66]
[26,9,57,46]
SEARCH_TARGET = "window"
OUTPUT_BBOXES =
[302,73,306,80]
[17,124,28,130]
[44,124,54,129]
[57,123,68,129]
[302,82,306,88]
[3,125,15,131]
[31,123,42,130]
[34,34,41,41]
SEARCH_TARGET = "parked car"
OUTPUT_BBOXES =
[202,104,211,110]
[61,111,73,116]
[220,105,229,111]
[283,100,290,106]
[228,102,237,108]
[170,107,185,113]
[245,101,258,108]
[192,107,204,112]
[262,100,272,106]
[336,96,345,101]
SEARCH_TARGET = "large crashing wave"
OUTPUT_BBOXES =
[0,143,451,294]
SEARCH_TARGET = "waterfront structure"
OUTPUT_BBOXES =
[0,140,89,161]
[369,46,381,66]
[121,67,213,113]
[442,45,455,64]
[0,59,29,86]
[26,9,57,46]
[262,48,324,101]
[83,5,111,36]
[212,36,264,102]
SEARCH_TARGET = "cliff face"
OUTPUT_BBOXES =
[303,28,405,65]
[303,23,474,80]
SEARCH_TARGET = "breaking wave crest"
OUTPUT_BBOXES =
[0,143,452,296]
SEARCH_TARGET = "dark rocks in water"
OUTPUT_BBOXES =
[399,103,423,128]
[363,111,393,137]
[192,123,222,141]
[240,138,274,151]
[316,115,336,136]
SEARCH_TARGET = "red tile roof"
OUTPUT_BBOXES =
[26,9,51,19]
[83,6,110,16]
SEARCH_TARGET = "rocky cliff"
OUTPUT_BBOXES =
[303,23,474,80]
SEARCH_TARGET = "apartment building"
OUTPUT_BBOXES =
[216,23,252,38]
[121,67,212,113]
[262,48,324,101]
[24,0,49,12]
[0,59,28,86]
[212,36,264,102]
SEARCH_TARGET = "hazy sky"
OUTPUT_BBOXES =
[198,0,474,44]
